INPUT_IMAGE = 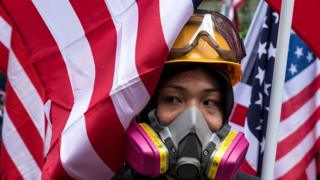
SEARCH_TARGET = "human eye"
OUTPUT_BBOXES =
[163,96,182,105]
[203,99,220,108]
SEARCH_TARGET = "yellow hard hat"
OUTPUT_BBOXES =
[166,11,245,86]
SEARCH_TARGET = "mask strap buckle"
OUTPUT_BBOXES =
[148,109,183,173]
[148,109,165,132]
[216,124,231,140]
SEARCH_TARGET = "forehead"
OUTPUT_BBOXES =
[162,68,221,90]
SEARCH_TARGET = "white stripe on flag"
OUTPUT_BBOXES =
[306,159,317,180]
[279,89,320,141]
[233,82,252,107]
[229,122,244,132]
[283,60,320,101]
[7,51,45,139]
[2,108,42,179]
[159,0,193,48]
[275,120,320,178]
[105,0,150,129]
[103,0,135,17]
[232,0,243,7]
[60,115,113,179]
[0,16,11,48]
[44,100,52,156]
[244,118,259,171]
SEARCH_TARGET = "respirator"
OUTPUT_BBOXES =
[125,107,248,180]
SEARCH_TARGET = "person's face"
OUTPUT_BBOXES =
[156,68,223,132]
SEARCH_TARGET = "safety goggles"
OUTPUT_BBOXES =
[168,11,246,63]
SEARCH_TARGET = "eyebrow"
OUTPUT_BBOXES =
[163,84,221,93]
[203,88,221,94]
[162,85,186,91]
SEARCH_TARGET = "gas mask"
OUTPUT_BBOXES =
[125,107,248,180]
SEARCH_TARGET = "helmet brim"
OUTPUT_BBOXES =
[165,58,242,86]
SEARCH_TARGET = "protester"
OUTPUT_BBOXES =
[115,10,258,180]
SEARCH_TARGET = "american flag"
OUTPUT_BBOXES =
[266,0,320,60]
[0,0,202,179]
[230,6,320,179]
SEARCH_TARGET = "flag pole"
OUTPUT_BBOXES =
[261,0,295,180]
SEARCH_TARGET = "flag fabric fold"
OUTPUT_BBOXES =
[0,0,202,179]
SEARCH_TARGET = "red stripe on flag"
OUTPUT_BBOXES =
[281,75,320,120]
[0,144,23,179]
[84,98,125,172]
[240,160,257,176]
[5,83,44,168]
[42,104,73,179]
[277,138,320,180]
[0,42,8,73]
[42,138,71,180]
[135,0,168,94]
[233,0,245,10]
[276,107,320,160]
[230,104,248,126]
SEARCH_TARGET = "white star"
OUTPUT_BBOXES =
[258,42,267,59]
[256,119,264,130]
[272,12,279,24]
[289,63,298,75]
[263,16,269,29]
[255,92,262,106]
[265,106,269,112]
[255,67,265,85]
[306,52,313,62]
[268,43,276,59]
[256,125,261,130]
[260,137,265,153]
[294,46,304,59]
[264,83,271,96]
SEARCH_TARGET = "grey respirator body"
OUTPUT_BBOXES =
[125,107,249,180]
